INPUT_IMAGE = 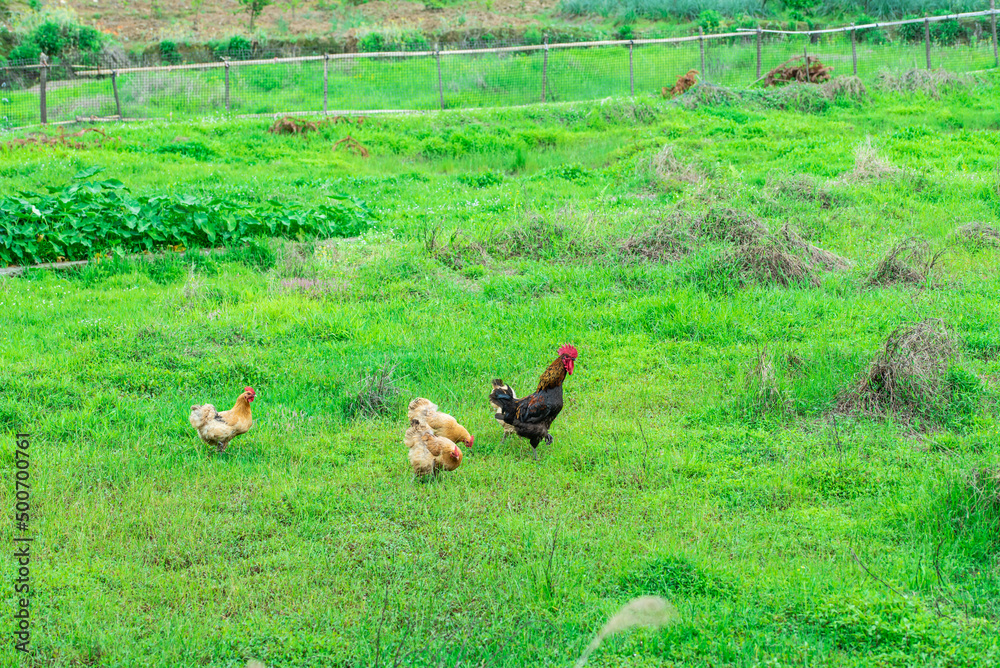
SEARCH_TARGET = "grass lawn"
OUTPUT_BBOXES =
[0,75,999,666]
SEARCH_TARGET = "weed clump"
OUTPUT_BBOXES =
[873,69,984,99]
[350,362,400,418]
[845,136,900,182]
[489,218,583,260]
[956,222,1000,249]
[650,145,704,186]
[618,224,692,263]
[692,207,768,244]
[867,237,944,287]
[738,346,788,416]
[771,173,836,208]
[840,319,957,418]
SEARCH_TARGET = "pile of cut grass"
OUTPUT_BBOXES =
[867,237,945,287]
[840,318,957,418]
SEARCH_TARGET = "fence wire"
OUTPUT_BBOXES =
[2,10,999,129]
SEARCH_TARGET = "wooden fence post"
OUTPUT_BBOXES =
[38,53,47,125]
[992,0,998,68]
[111,70,122,118]
[698,26,705,78]
[629,39,634,95]
[851,24,857,75]
[541,33,548,103]
[924,18,931,69]
[436,43,444,110]
[755,28,761,79]
[224,58,231,111]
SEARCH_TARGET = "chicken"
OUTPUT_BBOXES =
[404,417,463,478]
[489,344,578,460]
[489,379,517,441]
[189,386,255,452]
[407,397,474,450]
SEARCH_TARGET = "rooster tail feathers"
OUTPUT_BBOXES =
[489,387,516,413]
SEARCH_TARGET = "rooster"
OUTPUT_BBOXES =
[407,397,474,450]
[489,344,578,459]
[404,418,463,478]
[189,387,255,452]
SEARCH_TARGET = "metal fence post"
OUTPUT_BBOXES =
[224,58,231,112]
[38,53,47,125]
[629,39,634,95]
[323,54,329,114]
[755,28,761,79]
[991,0,998,68]
[803,39,809,82]
[698,27,705,78]
[851,24,857,75]
[436,43,444,110]
[542,33,549,103]
[924,18,931,69]
[111,70,122,118]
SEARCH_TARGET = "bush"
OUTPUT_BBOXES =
[159,40,181,64]
[359,32,385,53]
[698,10,722,33]
[32,21,66,55]
[8,40,41,64]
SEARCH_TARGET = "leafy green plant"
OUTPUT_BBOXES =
[0,176,374,266]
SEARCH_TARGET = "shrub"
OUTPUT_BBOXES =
[9,40,41,64]
[159,40,181,64]
[32,21,66,56]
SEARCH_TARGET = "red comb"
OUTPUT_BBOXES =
[244,386,255,394]
[558,344,578,359]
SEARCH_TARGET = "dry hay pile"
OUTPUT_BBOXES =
[956,222,1000,249]
[726,236,820,287]
[765,56,832,86]
[268,115,366,135]
[690,208,849,287]
[873,69,983,100]
[6,128,108,150]
[867,237,945,287]
[651,145,704,185]
[771,173,835,208]
[840,319,956,417]
[334,135,369,157]
[619,224,692,263]
[692,207,769,244]
[844,136,900,182]
[269,116,319,135]
[779,225,853,271]
[662,70,699,98]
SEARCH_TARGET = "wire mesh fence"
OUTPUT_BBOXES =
[2,8,999,130]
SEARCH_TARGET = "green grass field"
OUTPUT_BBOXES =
[1,76,999,666]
